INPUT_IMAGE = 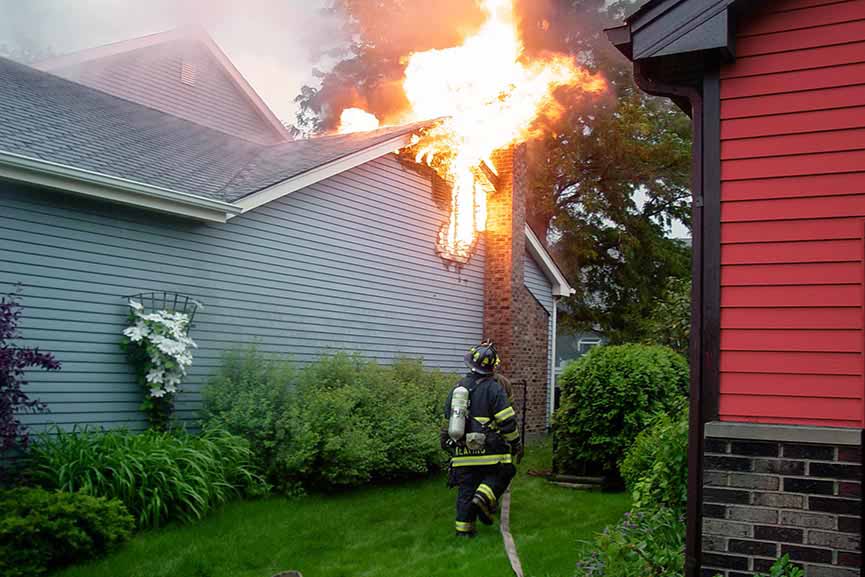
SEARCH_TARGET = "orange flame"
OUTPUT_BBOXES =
[338,0,606,261]
[338,108,381,134]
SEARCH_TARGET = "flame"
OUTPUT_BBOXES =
[338,0,606,261]
[338,108,381,134]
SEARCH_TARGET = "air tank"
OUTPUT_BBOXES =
[448,385,469,442]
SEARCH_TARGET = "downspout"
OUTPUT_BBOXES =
[548,296,559,431]
[634,60,704,577]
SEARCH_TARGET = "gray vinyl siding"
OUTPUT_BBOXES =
[524,251,553,315]
[523,250,555,424]
[52,39,284,144]
[0,154,484,431]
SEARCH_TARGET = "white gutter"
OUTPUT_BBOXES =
[0,151,241,223]
[234,132,416,214]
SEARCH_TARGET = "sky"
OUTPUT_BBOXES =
[0,0,346,122]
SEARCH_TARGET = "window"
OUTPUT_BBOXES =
[578,338,602,356]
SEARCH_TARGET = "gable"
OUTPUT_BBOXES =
[39,31,289,145]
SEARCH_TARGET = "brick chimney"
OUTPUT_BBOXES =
[484,144,551,434]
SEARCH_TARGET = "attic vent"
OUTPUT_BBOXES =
[180,61,197,86]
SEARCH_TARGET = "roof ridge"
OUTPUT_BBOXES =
[218,121,437,199]
[9,55,269,147]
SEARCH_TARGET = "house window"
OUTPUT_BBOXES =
[578,338,602,356]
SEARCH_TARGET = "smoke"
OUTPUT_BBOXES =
[301,0,615,132]
[0,0,619,128]
[0,0,346,122]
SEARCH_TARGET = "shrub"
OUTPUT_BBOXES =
[29,425,268,528]
[760,556,804,577]
[713,556,803,577]
[575,508,685,577]
[274,354,452,489]
[0,487,133,577]
[620,402,689,512]
[1,289,61,456]
[201,347,295,486]
[553,344,687,476]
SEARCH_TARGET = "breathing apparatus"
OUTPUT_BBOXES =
[448,384,469,442]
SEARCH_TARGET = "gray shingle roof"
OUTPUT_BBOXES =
[221,121,431,201]
[0,57,430,203]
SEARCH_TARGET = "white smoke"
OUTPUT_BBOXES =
[0,0,348,122]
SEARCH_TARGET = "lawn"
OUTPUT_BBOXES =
[52,442,629,577]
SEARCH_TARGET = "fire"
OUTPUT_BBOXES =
[338,108,381,134]
[338,0,606,261]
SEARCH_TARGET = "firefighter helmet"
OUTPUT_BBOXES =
[464,341,501,375]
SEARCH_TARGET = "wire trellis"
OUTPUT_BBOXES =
[124,291,203,327]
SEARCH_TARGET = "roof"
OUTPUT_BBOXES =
[625,0,666,23]
[36,28,292,145]
[0,56,430,220]
[607,0,737,62]
[225,121,432,202]
[0,56,259,200]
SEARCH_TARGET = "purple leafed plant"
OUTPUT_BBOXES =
[1,289,60,454]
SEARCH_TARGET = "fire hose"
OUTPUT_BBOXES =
[499,380,529,577]
[499,490,524,577]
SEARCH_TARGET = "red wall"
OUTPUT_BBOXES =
[719,0,865,428]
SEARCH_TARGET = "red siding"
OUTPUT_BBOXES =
[719,0,865,427]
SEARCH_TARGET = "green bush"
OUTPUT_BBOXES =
[201,350,454,491]
[713,556,803,577]
[575,508,685,577]
[620,402,689,512]
[760,556,804,577]
[201,347,295,486]
[29,426,268,528]
[553,344,687,475]
[0,487,133,577]
[275,354,453,489]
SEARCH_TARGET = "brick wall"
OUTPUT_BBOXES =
[701,426,862,577]
[511,284,551,434]
[484,144,550,434]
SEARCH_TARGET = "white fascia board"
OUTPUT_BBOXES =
[525,225,574,297]
[234,133,415,214]
[0,151,239,223]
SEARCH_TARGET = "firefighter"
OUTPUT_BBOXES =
[441,341,522,537]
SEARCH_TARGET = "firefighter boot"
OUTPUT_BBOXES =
[472,484,496,525]
[455,521,476,538]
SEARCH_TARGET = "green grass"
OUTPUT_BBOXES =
[52,442,629,577]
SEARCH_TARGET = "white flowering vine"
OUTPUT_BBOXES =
[120,300,197,429]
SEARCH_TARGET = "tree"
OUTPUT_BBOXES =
[296,0,693,342]
[643,276,692,357]
[531,77,693,342]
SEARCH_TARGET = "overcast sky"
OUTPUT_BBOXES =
[0,0,346,122]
